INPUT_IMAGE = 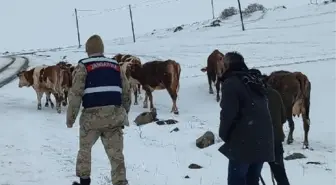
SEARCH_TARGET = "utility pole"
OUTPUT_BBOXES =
[237,0,245,31]
[128,4,136,43]
[74,8,81,48]
[211,0,215,19]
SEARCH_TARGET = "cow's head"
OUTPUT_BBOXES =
[112,53,123,63]
[17,69,33,88]
[120,61,142,80]
[128,62,142,76]
[260,74,269,83]
[119,61,131,78]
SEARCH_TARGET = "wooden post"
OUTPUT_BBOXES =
[237,0,245,31]
[211,0,215,19]
[74,8,81,48]
[128,4,136,43]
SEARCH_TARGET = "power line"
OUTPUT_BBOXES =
[77,0,164,13]
[133,0,180,9]
[78,6,128,18]
[76,9,96,12]
[76,0,182,18]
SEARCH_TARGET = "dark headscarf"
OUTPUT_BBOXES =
[220,52,267,96]
[224,51,249,73]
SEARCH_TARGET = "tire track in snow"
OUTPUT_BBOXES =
[0,56,29,88]
[275,10,336,22]
[250,20,335,30]
[180,56,335,79]
[177,41,308,48]
[0,57,15,73]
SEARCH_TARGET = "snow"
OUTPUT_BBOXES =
[0,0,321,52]
[0,57,14,71]
[0,1,335,185]
[0,57,26,82]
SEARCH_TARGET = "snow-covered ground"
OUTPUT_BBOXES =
[0,57,14,71]
[0,1,335,185]
[0,57,27,82]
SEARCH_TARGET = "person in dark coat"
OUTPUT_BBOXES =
[218,52,275,185]
[265,85,291,185]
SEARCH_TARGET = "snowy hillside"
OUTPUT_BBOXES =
[0,0,324,52]
[0,1,335,185]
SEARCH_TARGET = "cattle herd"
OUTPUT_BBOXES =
[16,50,312,149]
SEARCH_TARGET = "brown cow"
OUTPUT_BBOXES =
[56,61,74,106]
[200,49,225,102]
[262,70,311,149]
[126,59,181,114]
[39,65,66,113]
[17,65,64,113]
[113,53,142,104]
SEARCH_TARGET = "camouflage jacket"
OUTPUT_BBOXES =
[66,63,132,127]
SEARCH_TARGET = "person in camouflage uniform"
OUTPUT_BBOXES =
[66,34,132,185]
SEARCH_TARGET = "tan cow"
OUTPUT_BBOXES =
[17,65,64,113]
[113,53,142,105]
[125,59,181,114]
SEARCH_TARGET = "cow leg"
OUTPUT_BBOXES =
[44,92,54,108]
[44,94,49,107]
[53,93,62,114]
[286,110,295,145]
[302,117,310,149]
[143,89,149,108]
[48,92,55,109]
[137,84,141,94]
[207,73,214,94]
[147,91,155,111]
[143,87,154,110]
[302,99,311,149]
[133,85,138,105]
[166,87,179,115]
[62,90,68,106]
[36,91,43,110]
[215,79,220,102]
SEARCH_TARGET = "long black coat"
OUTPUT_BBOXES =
[218,75,275,163]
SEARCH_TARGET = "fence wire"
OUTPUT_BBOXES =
[71,0,235,46]
[76,0,182,18]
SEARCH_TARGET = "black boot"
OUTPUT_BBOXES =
[72,177,91,185]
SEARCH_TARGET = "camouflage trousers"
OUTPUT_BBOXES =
[76,107,128,184]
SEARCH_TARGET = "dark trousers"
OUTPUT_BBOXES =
[268,142,290,185]
[228,160,264,185]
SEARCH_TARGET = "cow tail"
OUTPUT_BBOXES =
[58,68,63,96]
[305,81,311,122]
[175,62,181,93]
[295,73,311,122]
[67,70,72,87]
